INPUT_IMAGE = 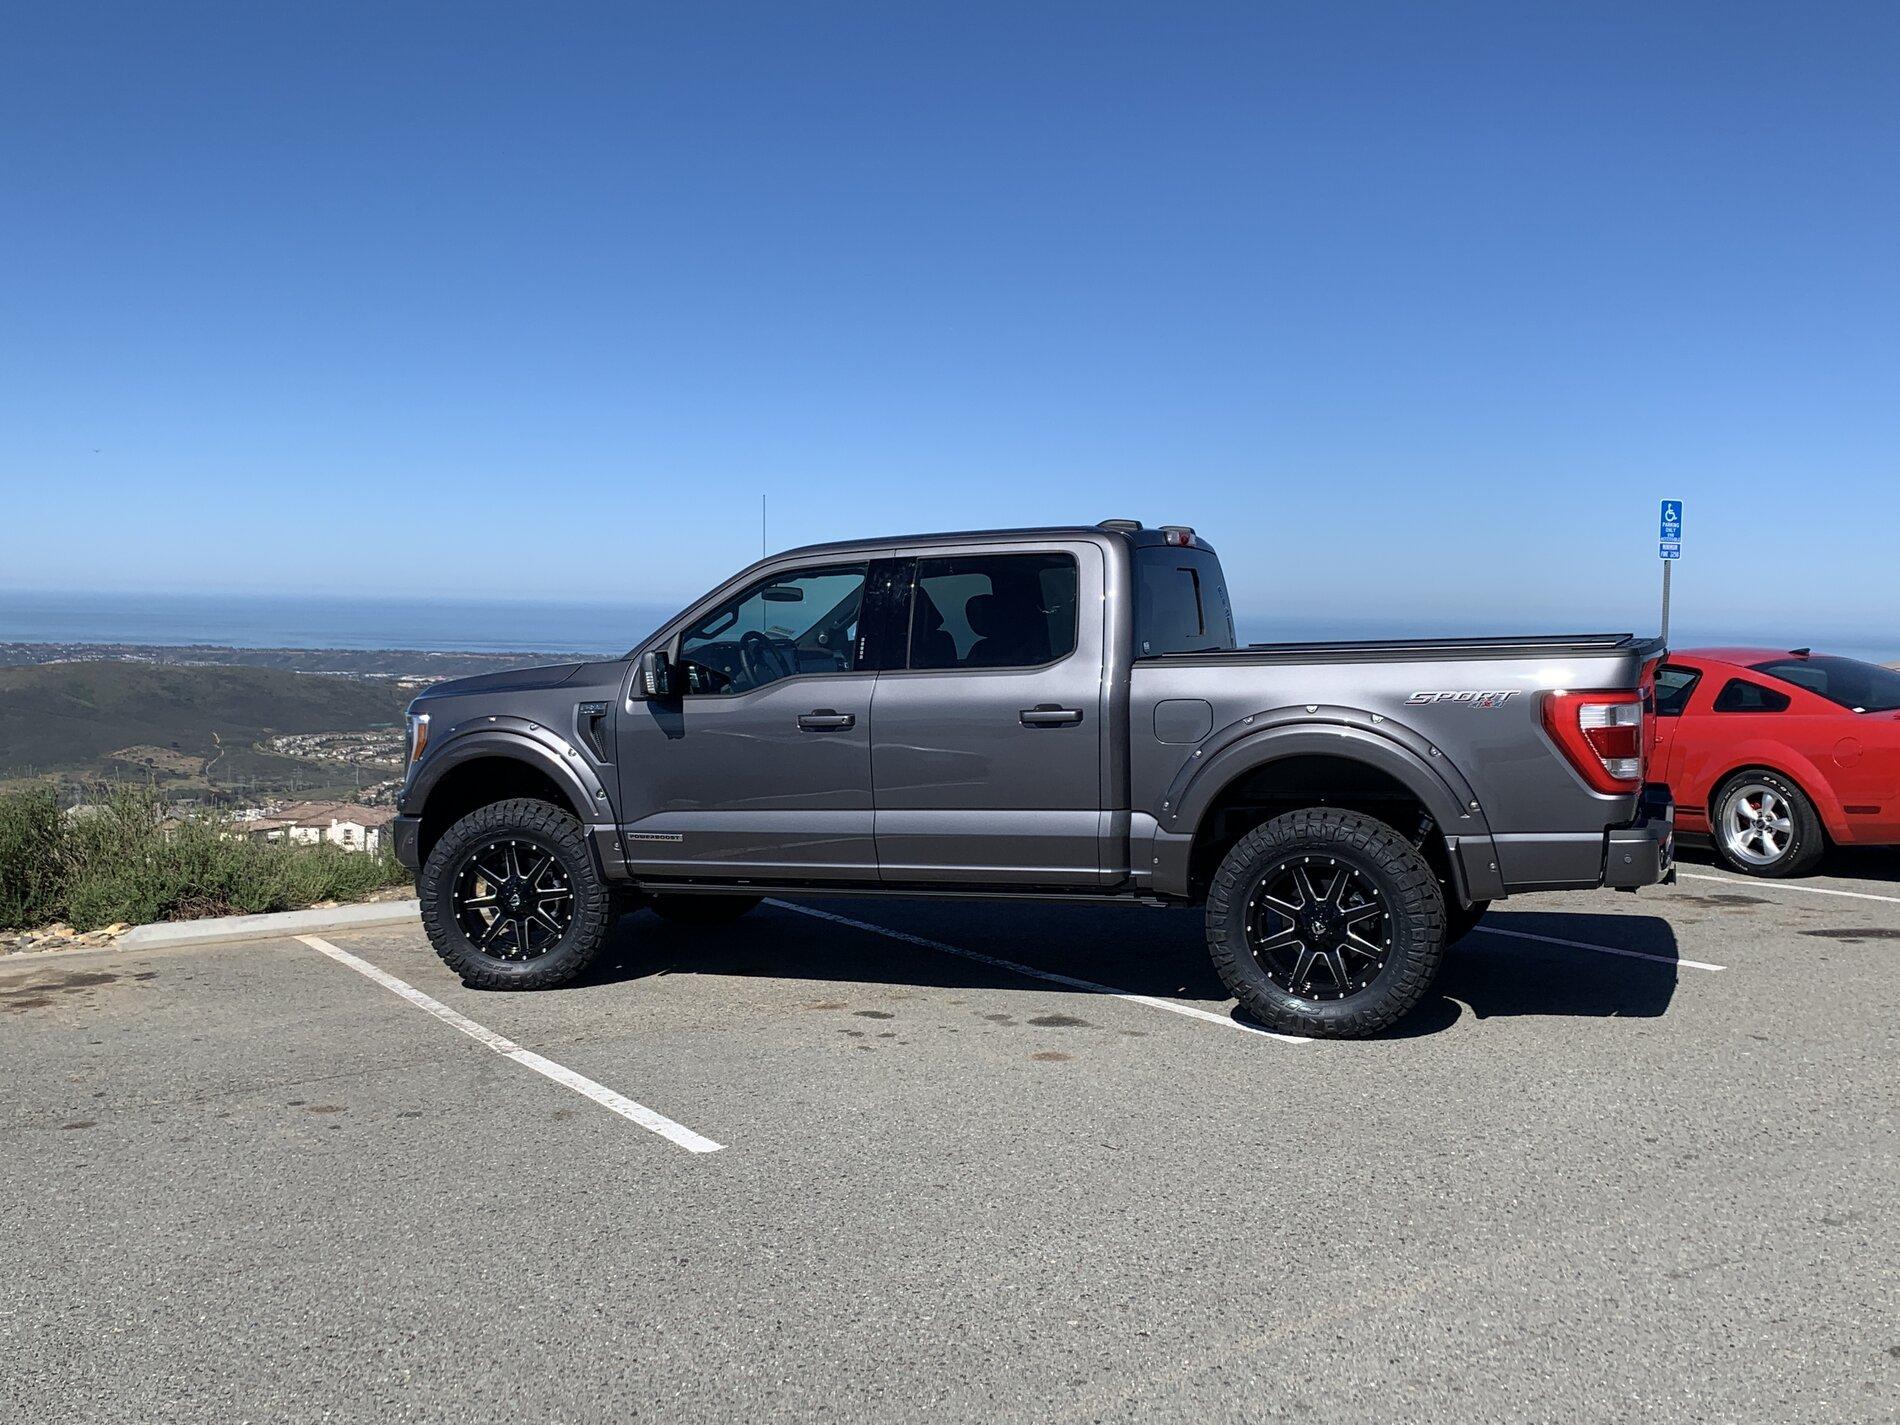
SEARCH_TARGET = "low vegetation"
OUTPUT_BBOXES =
[0,785,408,932]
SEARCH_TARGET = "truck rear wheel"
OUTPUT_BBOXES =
[419,798,613,991]
[1205,809,1446,1038]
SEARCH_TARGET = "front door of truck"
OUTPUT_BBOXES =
[614,561,877,880]
[869,543,1107,885]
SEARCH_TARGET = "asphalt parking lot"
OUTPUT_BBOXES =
[5,851,1897,1424]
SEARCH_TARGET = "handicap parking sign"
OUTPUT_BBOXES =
[1659,501,1683,541]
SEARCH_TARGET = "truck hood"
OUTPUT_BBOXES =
[415,662,586,700]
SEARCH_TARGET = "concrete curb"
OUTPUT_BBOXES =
[117,899,422,951]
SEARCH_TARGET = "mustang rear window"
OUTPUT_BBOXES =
[1751,655,1900,713]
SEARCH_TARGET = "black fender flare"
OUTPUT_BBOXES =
[407,719,612,827]
[1148,705,1501,900]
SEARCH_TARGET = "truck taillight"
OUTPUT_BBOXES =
[1542,690,1644,794]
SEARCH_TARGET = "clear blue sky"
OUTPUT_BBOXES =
[3,2,1896,647]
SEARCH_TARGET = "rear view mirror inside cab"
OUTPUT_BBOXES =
[761,585,805,603]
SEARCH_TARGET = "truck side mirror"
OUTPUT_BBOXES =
[639,648,675,699]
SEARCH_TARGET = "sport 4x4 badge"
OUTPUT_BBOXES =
[1405,690,1521,708]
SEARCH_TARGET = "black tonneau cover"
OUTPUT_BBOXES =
[1137,633,1663,666]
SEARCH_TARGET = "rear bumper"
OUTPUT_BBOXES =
[392,814,423,874]
[1603,784,1675,889]
[1479,784,1675,896]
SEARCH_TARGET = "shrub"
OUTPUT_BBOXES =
[0,786,410,932]
[0,785,64,928]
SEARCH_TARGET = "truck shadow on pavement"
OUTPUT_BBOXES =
[1376,911,1682,1039]
[566,900,1682,1040]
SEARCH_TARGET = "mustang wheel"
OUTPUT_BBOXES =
[1205,809,1446,1038]
[420,798,612,989]
[1711,771,1824,878]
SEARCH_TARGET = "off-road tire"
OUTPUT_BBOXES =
[649,894,762,925]
[419,798,613,990]
[1206,808,1447,1038]
[1446,898,1490,946]
[1710,769,1825,878]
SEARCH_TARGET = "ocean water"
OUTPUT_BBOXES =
[0,589,679,656]
[0,588,1891,664]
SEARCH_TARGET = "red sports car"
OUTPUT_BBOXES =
[1652,648,1900,876]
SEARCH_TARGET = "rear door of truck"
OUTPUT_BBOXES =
[869,537,1106,885]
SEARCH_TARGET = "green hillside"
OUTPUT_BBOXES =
[0,662,413,787]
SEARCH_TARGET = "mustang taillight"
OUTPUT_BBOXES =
[1542,690,1644,793]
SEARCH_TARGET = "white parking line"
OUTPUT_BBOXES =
[297,935,723,1154]
[1472,924,1727,972]
[1679,870,1900,907]
[769,902,1312,1044]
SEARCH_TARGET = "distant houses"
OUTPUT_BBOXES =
[241,800,397,854]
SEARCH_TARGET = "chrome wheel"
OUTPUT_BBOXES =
[1721,783,1794,867]
[452,836,574,961]
[1244,854,1393,1002]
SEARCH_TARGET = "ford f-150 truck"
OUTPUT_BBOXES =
[393,522,1674,1037]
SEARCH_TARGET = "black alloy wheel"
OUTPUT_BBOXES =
[1204,808,1446,1038]
[452,835,574,961]
[419,797,612,990]
[1243,854,1391,1001]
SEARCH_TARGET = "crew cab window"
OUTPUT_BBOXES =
[1712,678,1790,714]
[1133,546,1236,655]
[1653,666,1701,717]
[677,563,866,695]
[908,553,1078,670]
[1750,654,1900,713]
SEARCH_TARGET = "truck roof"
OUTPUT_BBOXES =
[773,521,1213,562]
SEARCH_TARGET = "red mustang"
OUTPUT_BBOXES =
[1652,648,1900,876]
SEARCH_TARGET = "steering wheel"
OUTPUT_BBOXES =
[739,630,796,687]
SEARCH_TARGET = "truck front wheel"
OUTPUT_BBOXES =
[1205,809,1447,1038]
[419,798,613,990]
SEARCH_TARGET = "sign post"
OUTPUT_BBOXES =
[1658,500,1683,644]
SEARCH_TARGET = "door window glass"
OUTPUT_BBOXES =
[677,564,866,695]
[1711,678,1790,714]
[908,554,1079,670]
[1653,666,1701,717]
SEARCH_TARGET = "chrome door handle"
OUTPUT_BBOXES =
[1019,706,1083,726]
[797,709,856,731]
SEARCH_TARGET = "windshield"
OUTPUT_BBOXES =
[1750,655,1900,713]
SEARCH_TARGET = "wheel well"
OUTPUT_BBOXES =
[1187,754,1453,900]
[418,757,578,866]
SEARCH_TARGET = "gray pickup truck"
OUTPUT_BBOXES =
[393,521,1673,1037]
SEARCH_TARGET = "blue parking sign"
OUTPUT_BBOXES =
[1659,500,1683,541]
[1659,540,1681,560]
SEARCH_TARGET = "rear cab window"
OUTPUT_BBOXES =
[1133,546,1236,656]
